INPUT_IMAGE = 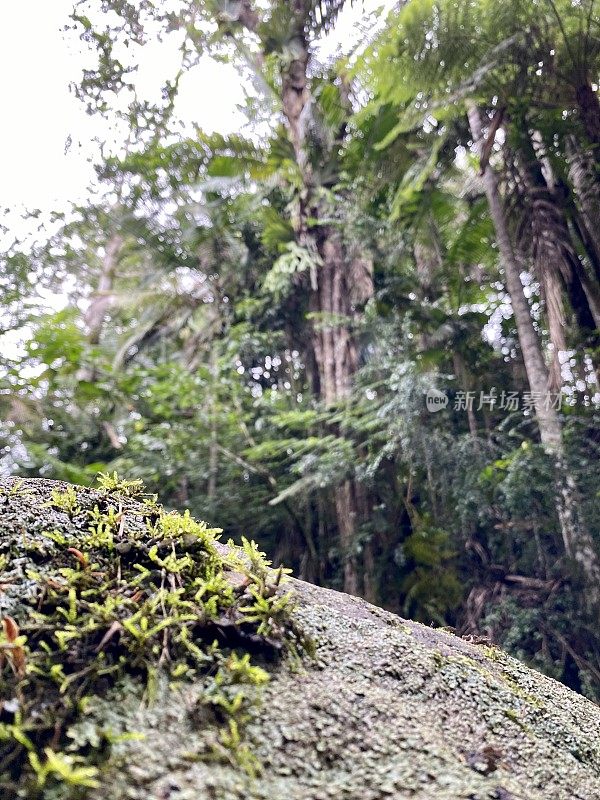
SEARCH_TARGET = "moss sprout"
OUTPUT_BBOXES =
[44,486,80,518]
[95,472,145,498]
[0,480,32,499]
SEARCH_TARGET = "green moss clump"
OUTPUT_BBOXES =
[43,486,81,517]
[0,476,303,798]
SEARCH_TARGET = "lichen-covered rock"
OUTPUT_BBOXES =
[2,478,600,800]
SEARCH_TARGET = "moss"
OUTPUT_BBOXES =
[503,707,532,733]
[0,480,32,499]
[500,672,546,709]
[95,472,146,498]
[481,644,502,661]
[431,649,493,681]
[43,486,81,517]
[0,475,303,798]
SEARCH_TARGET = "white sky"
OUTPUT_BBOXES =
[0,1,85,210]
[0,0,392,359]
[0,0,392,221]
[0,0,246,215]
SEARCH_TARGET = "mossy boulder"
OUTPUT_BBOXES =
[1,477,600,800]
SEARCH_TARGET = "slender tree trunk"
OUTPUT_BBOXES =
[363,534,377,604]
[453,353,478,437]
[207,345,218,502]
[309,255,371,597]
[78,232,124,447]
[515,139,570,389]
[307,220,373,595]
[467,107,555,442]
[80,231,122,381]
[85,234,123,345]
[468,103,600,611]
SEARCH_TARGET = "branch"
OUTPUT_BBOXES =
[479,106,506,175]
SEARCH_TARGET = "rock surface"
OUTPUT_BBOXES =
[2,477,600,800]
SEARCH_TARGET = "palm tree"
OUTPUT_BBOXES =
[469,102,600,612]
[509,128,600,385]
[542,0,600,152]
[358,0,600,611]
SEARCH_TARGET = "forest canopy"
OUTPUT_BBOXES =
[3,0,600,701]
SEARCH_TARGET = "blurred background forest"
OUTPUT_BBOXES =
[3,0,600,700]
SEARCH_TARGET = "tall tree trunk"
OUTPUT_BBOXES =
[79,232,124,448]
[468,103,600,612]
[514,138,572,389]
[453,352,478,437]
[231,1,373,595]
[306,201,373,597]
[85,233,123,345]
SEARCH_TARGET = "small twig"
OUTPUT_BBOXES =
[95,621,123,653]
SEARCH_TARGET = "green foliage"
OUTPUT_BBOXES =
[399,518,463,624]
[3,0,600,713]
[263,242,322,298]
